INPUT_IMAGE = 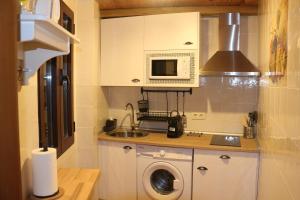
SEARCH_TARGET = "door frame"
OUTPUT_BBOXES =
[0,0,22,199]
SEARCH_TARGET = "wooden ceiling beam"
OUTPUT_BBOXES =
[100,6,258,18]
[99,0,258,10]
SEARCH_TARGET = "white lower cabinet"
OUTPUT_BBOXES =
[98,140,259,200]
[192,150,259,200]
[98,141,137,200]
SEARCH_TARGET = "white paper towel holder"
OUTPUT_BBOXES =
[30,187,64,200]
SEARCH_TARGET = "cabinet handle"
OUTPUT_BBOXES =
[131,79,140,83]
[123,146,132,150]
[184,41,193,45]
[197,166,208,171]
[59,69,71,86]
[220,155,231,159]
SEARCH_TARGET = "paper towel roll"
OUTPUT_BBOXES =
[32,148,58,197]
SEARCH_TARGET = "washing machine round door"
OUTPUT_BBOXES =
[142,161,184,200]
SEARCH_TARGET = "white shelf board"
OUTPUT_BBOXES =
[20,13,80,84]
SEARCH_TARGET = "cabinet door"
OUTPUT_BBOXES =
[144,12,199,50]
[193,150,258,200]
[100,17,144,86]
[98,141,137,200]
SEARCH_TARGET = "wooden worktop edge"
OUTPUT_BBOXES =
[98,133,259,153]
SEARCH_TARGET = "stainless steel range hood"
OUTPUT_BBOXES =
[200,13,260,77]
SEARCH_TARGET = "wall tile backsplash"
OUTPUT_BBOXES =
[106,76,259,134]
[257,0,300,200]
[106,16,259,134]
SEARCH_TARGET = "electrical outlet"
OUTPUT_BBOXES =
[191,112,206,120]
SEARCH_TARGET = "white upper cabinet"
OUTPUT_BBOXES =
[144,12,199,50]
[100,12,200,86]
[100,16,144,86]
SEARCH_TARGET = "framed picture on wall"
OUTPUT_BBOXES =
[268,0,288,79]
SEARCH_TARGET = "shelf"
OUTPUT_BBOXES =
[19,13,80,84]
[137,112,170,121]
[141,87,193,94]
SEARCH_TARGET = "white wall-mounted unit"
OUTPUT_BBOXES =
[100,12,200,87]
[100,16,144,86]
[144,12,199,51]
[20,13,79,84]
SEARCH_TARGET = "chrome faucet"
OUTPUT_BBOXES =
[125,103,135,131]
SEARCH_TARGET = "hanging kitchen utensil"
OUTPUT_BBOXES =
[176,92,179,113]
[182,92,187,127]
[138,92,149,112]
[166,92,169,116]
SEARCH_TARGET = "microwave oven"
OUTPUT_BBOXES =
[149,56,191,79]
[146,51,195,80]
[145,50,198,87]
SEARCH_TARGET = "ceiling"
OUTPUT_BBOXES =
[99,0,258,10]
[98,0,258,18]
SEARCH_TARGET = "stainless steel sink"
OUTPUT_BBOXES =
[106,129,149,138]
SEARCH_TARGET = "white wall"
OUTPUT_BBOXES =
[18,0,108,199]
[75,0,109,168]
[106,16,259,134]
[257,0,300,199]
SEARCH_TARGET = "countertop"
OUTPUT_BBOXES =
[30,168,100,200]
[98,132,259,153]
[57,168,100,200]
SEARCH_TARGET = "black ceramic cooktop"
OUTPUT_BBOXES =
[210,135,241,147]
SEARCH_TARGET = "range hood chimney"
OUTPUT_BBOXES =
[200,13,260,77]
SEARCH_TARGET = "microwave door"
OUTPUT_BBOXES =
[150,58,179,79]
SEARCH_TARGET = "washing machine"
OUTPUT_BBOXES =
[137,145,193,200]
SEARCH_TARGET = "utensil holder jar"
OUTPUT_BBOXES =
[243,126,256,139]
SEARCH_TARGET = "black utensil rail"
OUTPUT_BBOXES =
[137,87,193,122]
[140,87,192,95]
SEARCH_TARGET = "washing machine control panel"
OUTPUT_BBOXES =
[137,145,193,161]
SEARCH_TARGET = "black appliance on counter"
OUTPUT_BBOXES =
[167,111,184,138]
[103,118,117,132]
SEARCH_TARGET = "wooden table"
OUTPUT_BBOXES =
[30,168,100,200]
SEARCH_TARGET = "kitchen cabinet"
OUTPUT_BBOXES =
[98,141,137,200]
[100,12,200,87]
[100,16,144,86]
[144,12,199,50]
[192,150,259,200]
